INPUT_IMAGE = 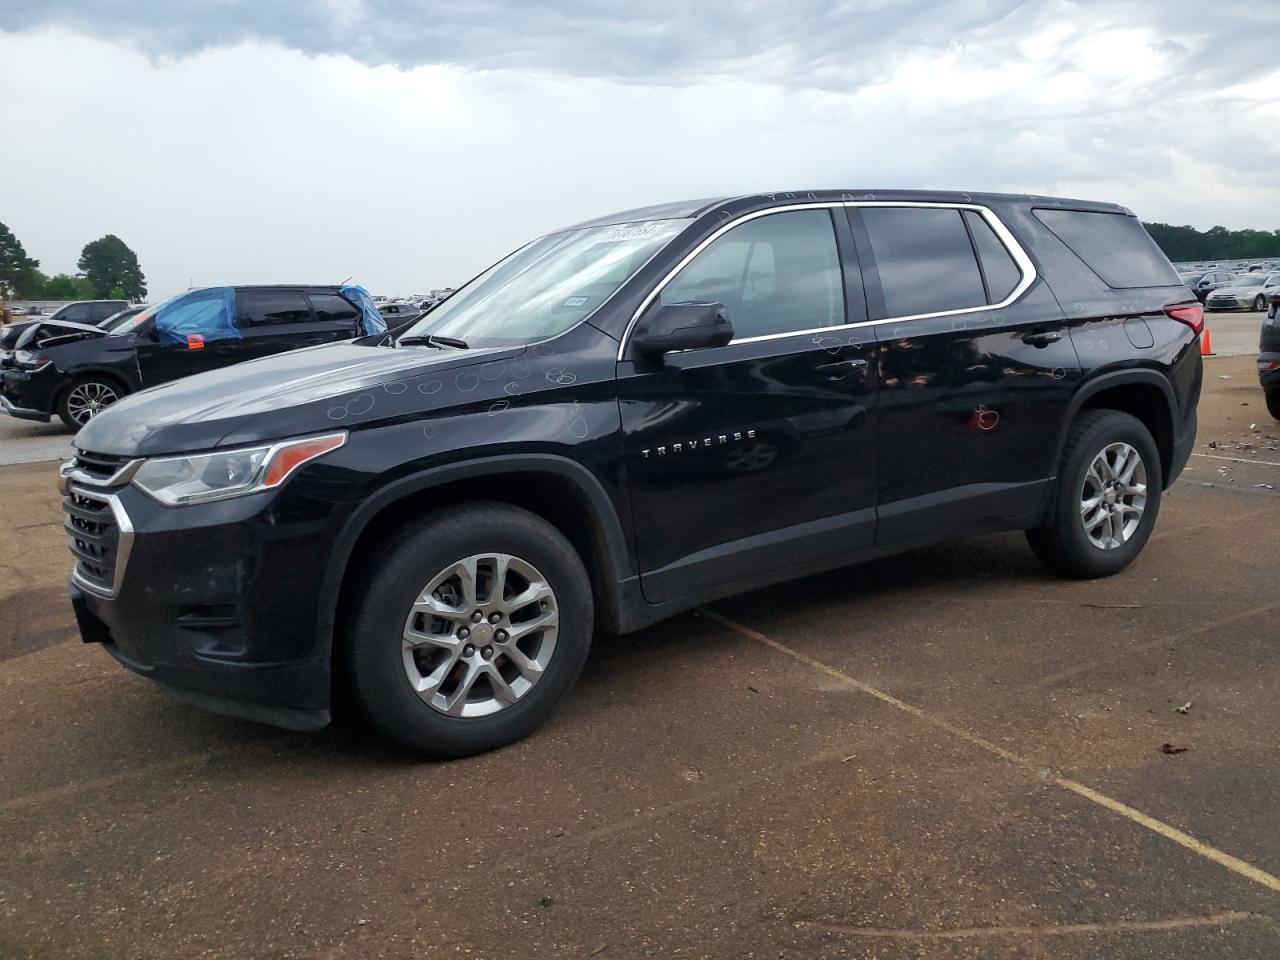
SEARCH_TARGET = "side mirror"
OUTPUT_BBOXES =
[633,302,733,358]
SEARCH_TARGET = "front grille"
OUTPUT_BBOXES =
[64,489,120,593]
[73,449,131,481]
[1208,297,1238,308]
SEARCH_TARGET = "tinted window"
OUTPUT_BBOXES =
[661,210,844,339]
[309,293,360,325]
[1034,209,1181,289]
[962,211,1021,303]
[61,303,92,323]
[239,290,311,326]
[861,207,986,317]
[90,302,126,323]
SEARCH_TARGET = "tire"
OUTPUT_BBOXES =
[343,502,593,758]
[1254,295,1267,312]
[1266,391,1280,422]
[1026,410,1163,579]
[57,376,126,430]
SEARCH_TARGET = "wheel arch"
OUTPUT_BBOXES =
[320,454,636,663]
[56,367,132,417]
[1058,370,1177,488]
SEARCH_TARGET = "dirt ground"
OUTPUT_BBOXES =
[1,354,1278,959]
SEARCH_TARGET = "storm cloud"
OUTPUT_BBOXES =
[3,0,1278,299]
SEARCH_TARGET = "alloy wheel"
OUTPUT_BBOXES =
[66,382,120,425]
[1080,441,1147,550]
[402,553,559,718]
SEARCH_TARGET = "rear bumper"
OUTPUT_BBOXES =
[1169,409,1196,486]
[1259,354,1280,392]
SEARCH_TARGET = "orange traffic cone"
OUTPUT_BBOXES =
[1201,325,1214,356]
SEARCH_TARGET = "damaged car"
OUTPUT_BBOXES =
[3,284,385,429]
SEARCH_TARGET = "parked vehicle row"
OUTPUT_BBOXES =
[2,285,385,428]
[60,189,1202,757]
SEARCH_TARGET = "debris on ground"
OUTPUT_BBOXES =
[1218,375,1232,380]
[1256,484,1276,491]
[1207,441,1218,448]
[1161,741,1188,755]
[1175,701,1192,715]
[1082,602,1142,609]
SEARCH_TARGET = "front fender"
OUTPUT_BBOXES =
[315,453,635,654]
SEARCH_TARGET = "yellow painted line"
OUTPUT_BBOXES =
[700,608,1280,897]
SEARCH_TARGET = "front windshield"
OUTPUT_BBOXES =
[400,218,691,347]
[1228,275,1261,287]
[108,307,152,336]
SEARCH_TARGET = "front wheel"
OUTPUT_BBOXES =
[1266,390,1280,422]
[1254,295,1267,312]
[58,377,125,430]
[1027,410,1162,579]
[343,502,594,757]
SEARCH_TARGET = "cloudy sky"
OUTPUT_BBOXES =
[3,0,1279,301]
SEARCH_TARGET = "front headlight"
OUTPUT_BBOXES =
[16,356,51,371]
[132,432,346,505]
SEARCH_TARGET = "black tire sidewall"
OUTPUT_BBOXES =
[1054,412,1162,576]
[346,505,593,758]
[1266,390,1280,422]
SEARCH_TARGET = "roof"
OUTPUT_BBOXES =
[556,189,1132,233]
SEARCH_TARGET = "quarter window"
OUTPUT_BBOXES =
[660,210,845,340]
[308,293,361,325]
[239,290,312,326]
[861,207,987,317]
[962,211,1022,304]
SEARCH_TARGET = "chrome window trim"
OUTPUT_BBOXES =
[67,484,134,599]
[616,200,1038,360]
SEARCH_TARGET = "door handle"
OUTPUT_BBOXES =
[1022,331,1062,347]
[816,358,868,375]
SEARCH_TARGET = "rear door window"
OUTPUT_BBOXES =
[1033,209,1180,289]
[238,290,312,327]
[860,207,987,317]
[308,293,361,325]
[962,211,1022,303]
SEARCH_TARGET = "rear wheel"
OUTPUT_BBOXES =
[344,502,593,757]
[58,376,124,430]
[1266,390,1280,422]
[1027,410,1162,579]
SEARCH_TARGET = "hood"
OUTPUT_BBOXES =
[75,340,518,456]
[19,319,107,348]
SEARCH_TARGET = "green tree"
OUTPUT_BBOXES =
[43,273,97,299]
[77,234,147,301]
[1143,222,1280,262]
[0,221,40,300]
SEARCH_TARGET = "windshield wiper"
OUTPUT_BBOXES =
[396,334,470,349]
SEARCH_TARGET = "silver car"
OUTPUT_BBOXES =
[1205,273,1280,312]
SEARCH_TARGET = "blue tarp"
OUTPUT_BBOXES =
[340,284,387,335]
[154,287,240,347]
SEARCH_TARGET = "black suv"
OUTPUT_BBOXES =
[0,299,128,353]
[3,285,384,429]
[62,191,1202,757]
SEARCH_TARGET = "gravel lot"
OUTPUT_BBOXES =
[1,354,1278,959]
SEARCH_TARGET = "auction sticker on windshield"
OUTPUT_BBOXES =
[594,221,668,243]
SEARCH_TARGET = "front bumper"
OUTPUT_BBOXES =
[62,470,347,731]
[2,366,59,420]
[0,393,51,422]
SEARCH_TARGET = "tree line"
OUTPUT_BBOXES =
[1143,222,1280,263]
[0,220,147,302]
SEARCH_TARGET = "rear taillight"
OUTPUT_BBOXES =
[1165,302,1204,336]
